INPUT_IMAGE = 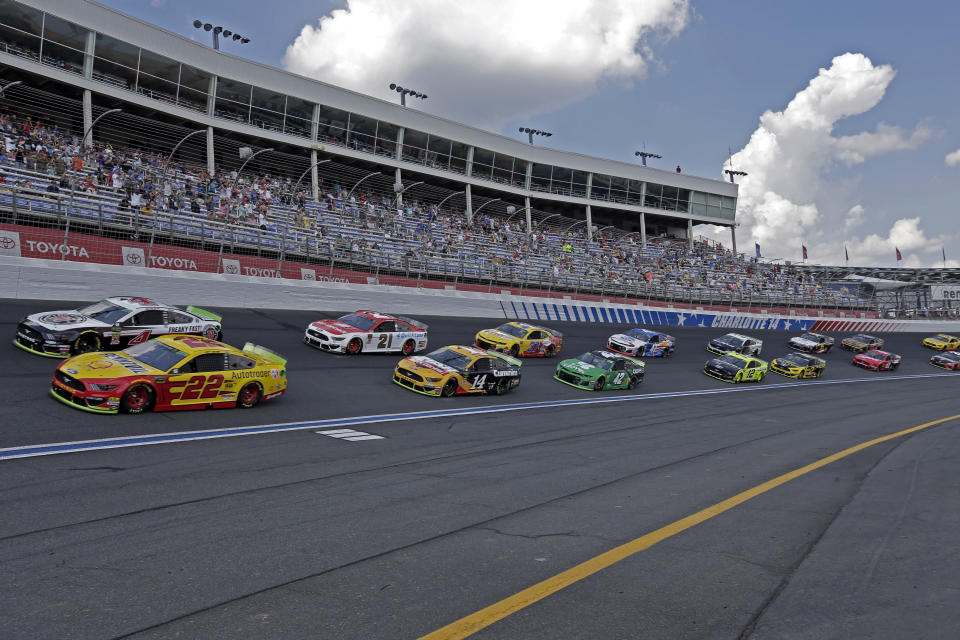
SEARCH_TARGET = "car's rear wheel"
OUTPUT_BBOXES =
[735,372,742,382]
[121,384,154,414]
[545,345,555,358]
[628,374,642,389]
[346,338,362,355]
[237,382,262,408]
[401,339,416,356]
[72,333,100,355]
[492,378,511,396]
[509,344,519,358]
[440,379,458,397]
[593,377,605,391]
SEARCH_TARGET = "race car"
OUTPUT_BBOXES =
[393,345,522,397]
[304,310,428,355]
[554,350,645,391]
[606,328,675,357]
[15,297,222,358]
[706,333,763,356]
[922,334,960,351]
[703,352,768,383]
[770,352,826,379]
[787,332,834,354]
[852,349,901,371]
[50,335,286,414]
[474,322,562,358]
[840,333,884,353]
[929,351,960,370]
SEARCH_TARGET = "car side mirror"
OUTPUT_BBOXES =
[170,368,179,374]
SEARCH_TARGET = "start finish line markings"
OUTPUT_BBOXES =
[316,429,385,441]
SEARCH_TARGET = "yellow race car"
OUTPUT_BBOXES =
[922,334,960,350]
[51,335,287,414]
[393,345,522,397]
[770,353,826,379]
[474,322,563,358]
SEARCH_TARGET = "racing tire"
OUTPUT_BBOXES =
[401,339,416,356]
[440,379,458,398]
[593,377,605,391]
[492,378,511,396]
[664,348,673,358]
[346,338,363,355]
[237,382,262,408]
[72,332,101,355]
[509,345,520,358]
[545,345,555,358]
[758,372,765,382]
[891,362,899,371]
[628,374,642,390]
[120,384,154,414]
[734,372,742,383]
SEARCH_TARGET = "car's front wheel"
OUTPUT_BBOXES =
[440,379,458,397]
[593,377,605,391]
[346,338,362,355]
[72,333,100,355]
[509,345,520,358]
[121,384,154,414]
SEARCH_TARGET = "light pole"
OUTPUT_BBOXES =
[634,150,662,166]
[505,204,530,222]
[346,171,381,199]
[389,83,427,107]
[159,128,206,196]
[394,180,423,208]
[69,108,122,212]
[235,147,273,181]
[0,80,23,97]
[292,158,332,199]
[725,169,748,183]
[472,198,501,217]
[193,20,250,50]
[435,190,466,210]
[519,127,552,145]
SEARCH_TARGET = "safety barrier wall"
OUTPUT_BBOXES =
[0,254,954,333]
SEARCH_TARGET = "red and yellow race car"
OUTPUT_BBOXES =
[474,322,562,358]
[51,335,286,414]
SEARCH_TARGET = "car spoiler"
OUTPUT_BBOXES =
[621,355,646,368]
[187,306,222,322]
[395,314,428,331]
[487,350,522,368]
[243,342,287,366]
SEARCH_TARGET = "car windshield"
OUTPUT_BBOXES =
[935,334,953,341]
[122,341,187,371]
[626,329,650,339]
[426,348,472,370]
[799,333,820,342]
[716,355,745,367]
[863,350,885,358]
[719,334,745,346]
[77,300,131,324]
[780,354,808,365]
[577,352,613,370]
[850,334,872,342]
[495,324,527,338]
[942,352,960,360]
[338,313,377,331]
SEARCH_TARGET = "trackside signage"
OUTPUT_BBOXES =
[930,285,960,301]
[0,230,21,256]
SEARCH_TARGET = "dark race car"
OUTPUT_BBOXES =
[770,352,826,379]
[706,333,763,356]
[840,333,884,353]
[929,351,960,371]
[15,297,222,358]
[852,349,901,371]
[787,332,834,354]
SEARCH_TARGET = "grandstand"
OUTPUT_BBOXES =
[0,0,953,319]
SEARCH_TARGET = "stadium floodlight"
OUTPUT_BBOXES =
[0,80,23,97]
[634,150,662,166]
[390,83,428,107]
[725,169,748,183]
[519,127,552,144]
[194,20,249,50]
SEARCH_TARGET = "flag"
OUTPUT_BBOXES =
[845,245,849,262]
[802,245,808,260]
[755,242,761,258]
[896,247,902,262]
[943,247,947,263]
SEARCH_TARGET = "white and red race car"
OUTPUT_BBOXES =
[304,310,428,355]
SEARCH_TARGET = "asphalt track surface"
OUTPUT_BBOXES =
[2,299,959,639]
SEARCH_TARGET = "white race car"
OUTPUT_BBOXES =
[304,310,428,355]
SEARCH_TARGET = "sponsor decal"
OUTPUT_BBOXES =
[301,268,316,281]
[65,368,78,375]
[102,353,150,373]
[221,258,241,275]
[122,246,145,267]
[25,240,90,258]
[0,230,21,256]
[231,370,269,379]
[149,255,199,270]
[39,313,86,325]
[270,368,279,379]
[87,360,115,370]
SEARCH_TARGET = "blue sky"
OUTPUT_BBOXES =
[101,0,960,266]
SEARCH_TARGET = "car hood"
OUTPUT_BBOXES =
[477,329,516,343]
[25,310,110,332]
[399,355,460,377]
[59,352,162,379]
[309,319,363,336]
[710,340,738,350]
[707,359,741,373]
[557,359,604,378]
[790,338,817,347]
[843,338,869,346]
[773,358,804,368]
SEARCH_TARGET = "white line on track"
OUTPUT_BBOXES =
[1,372,954,461]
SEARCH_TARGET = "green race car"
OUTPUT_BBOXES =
[554,350,645,391]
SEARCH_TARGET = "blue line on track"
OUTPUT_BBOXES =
[0,372,953,461]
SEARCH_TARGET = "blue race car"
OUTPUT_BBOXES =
[606,328,676,357]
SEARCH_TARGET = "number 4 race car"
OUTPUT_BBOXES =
[703,353,768,383]
[852,350,901,371]
[606,328,675,357]
[304,310,428,355]
[15,297,222,358]
[51,335,287,414]
[474,322,562,358]
[393,345,522,397]
[554,350,645,391]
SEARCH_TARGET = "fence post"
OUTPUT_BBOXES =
[216,234,225,274]
[329,242,335,277]
[60,203,70,261]
[10,186,17,224]
[147,226,156,266]
[276,229,285,277]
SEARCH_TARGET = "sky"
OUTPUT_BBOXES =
[102,0,960,268]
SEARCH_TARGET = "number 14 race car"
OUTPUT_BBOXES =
[15,297,222,358]
[51,335,287,414]
[393,345,522,397]
[304,310,428,355]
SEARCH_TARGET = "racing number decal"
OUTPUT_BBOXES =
[128,330,152,345]
[177,336,221,349]
[377,334,393,350]
[613,373,625,385]
[170,375,224,401]
[473,374,488,389]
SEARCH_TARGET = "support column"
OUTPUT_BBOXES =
[206,76,217,118]
[465,183,473,224]
[524,161,532,190]
[687,219,694,250]
[81,90,93,147]
[640,212,647,248]
[524,195,532,233]
[465,146,474,177]
[585,204,593,242]
[730,225,737,255]
[206,126,215,174]
[310,149,319,201]
[82,30,95,79]
[395,127,405,161]
[395,166,403,209]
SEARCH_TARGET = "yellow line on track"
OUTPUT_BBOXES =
[419,412,960,640]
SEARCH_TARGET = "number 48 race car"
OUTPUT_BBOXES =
[51,335,287,414]
[304,310,428,355]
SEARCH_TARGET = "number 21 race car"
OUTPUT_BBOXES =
[304,310,428,355]
[51,335,286,414]
[393,345,521,397]
[15,297,222,358]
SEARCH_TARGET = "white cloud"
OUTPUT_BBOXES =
[946,148,960,166]
[702,53,937,267]
[282,0,691,129]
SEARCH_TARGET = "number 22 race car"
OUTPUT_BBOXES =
[393,345,522,397]
[304,310,428,355]
[15,297,222,358]
[51,335,286,414]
